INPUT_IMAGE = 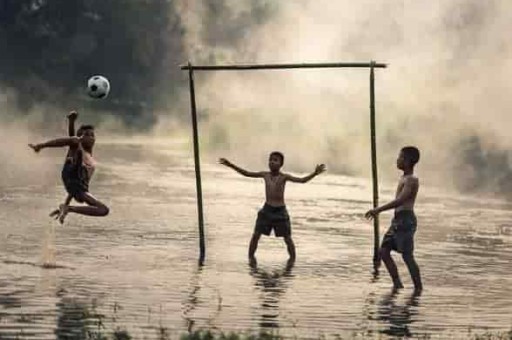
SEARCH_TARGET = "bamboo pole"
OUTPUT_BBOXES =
[369,61,380,270]
[181,62,386,71]
[187,62,206,266]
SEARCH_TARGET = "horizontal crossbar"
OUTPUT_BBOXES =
[181,62,387,71]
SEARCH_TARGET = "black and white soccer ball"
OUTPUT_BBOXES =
[87,75,110,99]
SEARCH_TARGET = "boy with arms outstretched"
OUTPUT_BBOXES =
[29,112,109,223]
[365,146,423,293]
[219,152,325,266]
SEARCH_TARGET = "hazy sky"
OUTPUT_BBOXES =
[165,0,511,196]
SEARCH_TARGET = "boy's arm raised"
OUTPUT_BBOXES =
[218,158,264,178]
[29,137,80,153]
[67,110,78,136]
[285,164,326,183]
[365,177,417,219]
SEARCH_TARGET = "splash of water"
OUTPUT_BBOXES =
[41,222,57,268]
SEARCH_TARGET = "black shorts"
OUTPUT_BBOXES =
[381,210,417,254]
[255,204,291,237]
[61,159,89,202]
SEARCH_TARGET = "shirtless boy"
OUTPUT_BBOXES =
[219,152,325,265]
[365,146,423,292]
[29,113,109,223]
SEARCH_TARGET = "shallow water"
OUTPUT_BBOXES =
[0,141,511,339]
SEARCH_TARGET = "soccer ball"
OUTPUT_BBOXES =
[87,75,110,99]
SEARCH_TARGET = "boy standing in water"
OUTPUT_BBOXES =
[219,152,325,265]
[29,112,109,223]
[365,146,423,293]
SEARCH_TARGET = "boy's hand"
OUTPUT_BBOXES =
[67,110,78,120]
[365,209,378,220]
[314,164,326,175]
[28,143,42,153]
[219,158,232,167]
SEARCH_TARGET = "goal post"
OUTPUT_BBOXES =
[181,61,387,268]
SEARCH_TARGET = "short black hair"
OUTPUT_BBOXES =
[401,146,420,166]
[78,124,95,131]
[77,124,95,136]
[269,151,284,165]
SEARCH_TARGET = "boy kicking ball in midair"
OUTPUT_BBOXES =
[29,111,109,223]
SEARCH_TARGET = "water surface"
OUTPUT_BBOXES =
[0,141,510,339]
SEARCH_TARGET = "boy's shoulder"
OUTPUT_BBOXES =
[402,174,419,185]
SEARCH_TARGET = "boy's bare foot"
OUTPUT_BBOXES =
[249,256,257,268]
[49,209,60,219]
[413,286,423,296]
[57,204,69,224]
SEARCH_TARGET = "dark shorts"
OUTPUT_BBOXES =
[255,204,291,237]
[61,159,89,202]
[381,210,417,254]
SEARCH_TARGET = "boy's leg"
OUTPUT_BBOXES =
[59,192,109,223]
[249,231,262,264]
[402,252,422,292]
[283,235,296,262]
[380,246,403,289]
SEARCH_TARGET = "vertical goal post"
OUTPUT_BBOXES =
[181,61,387,267]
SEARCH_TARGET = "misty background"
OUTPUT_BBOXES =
[1,0,511,199]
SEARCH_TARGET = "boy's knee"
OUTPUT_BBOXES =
[379,247,391,258]
[284,235,294,244]
[401,252,414,263]
[99,204,109,216]
[251,232,261,241]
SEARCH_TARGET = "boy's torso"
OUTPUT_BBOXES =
[395,174,419,213]
[64,146,96,182]
[264,172,286,207]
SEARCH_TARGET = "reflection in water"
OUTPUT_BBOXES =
[373,289,421,338]
[55,297,104,339]
[249,260,295,330]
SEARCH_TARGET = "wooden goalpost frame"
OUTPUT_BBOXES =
[181,61,387,268]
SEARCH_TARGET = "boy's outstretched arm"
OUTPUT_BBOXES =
[218,158,264,178]
[29,137,80,153]
[286,164,326,183]
[365,177,417,219]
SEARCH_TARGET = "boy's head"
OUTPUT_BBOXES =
[397,146,420,170]
[78,124,95,149]
[268,151,284,172]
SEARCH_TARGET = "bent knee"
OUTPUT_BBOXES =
[98,204,109,216]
